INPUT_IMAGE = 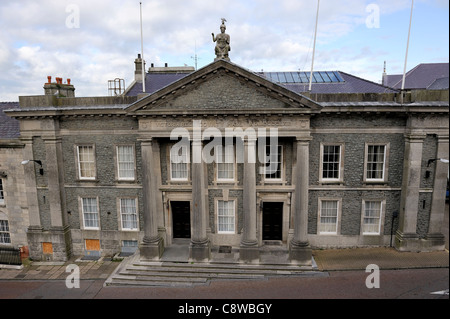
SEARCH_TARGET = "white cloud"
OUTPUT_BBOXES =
[0,0,447,101]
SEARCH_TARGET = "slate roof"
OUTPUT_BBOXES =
[385,63,449,90]
[273,71,398,94]
[126,69,398,97]
[427,77,449,90]
[0,102,20,139]
[125,72,192,96]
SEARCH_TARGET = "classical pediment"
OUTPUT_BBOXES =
[125,60,322,115]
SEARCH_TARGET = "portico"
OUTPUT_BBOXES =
[129,60,320,264]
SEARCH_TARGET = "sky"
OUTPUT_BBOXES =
[0,0,448,101]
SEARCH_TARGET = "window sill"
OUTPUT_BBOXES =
[76,179,99,183]
[116,179,138,184]
[363,181,389,186]
[319,180,344,185]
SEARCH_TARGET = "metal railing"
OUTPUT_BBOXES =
[0,247,22,265]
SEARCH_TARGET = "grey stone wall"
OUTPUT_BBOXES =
[308,190,401,235]
[417,192,432,238]
[0,145,29,248]
[156,72,288,110]
[61,133,141,185]
[310,113,407,129]
[420,134,438,189]
[309,133,405,187]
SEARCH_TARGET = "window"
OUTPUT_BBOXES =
[77,145,96,180]
[0,220,11,244]
[0,179,4,205]
[318,200,339,234]
[120,198,138,230]
[117,145,135,180]
[82,197,99,229]
[217,200,235,234]
[217,145,235,181]
[365,144,387,181]
[362,200,383,235]
[264,145,282,180]
[170,145,189,181]
[321,144,343,182]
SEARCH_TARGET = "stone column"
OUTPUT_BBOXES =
[425,135,449,250]
[140,138,164,260]
[289,138,312,265]
[44,136,71,261]
[21,137,44,261]
[239,137,260,263]
[189,139,211,262]
[395,133,425,251]
[21,137,41,229]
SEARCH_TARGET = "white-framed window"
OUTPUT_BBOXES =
[77,145,96,180]
[170,144,189,181]
[216,144,235,182]
[0,179,4,205]
[117,145,135,180]
[81,197,100,229]
[264,144,282,181]
[362,200,384,235]
[318,199,340,234]
[320,144,343,182]
[0,219,11,244]
[120,198,138,230]
[365,144,388,182]
[217,200,235,234]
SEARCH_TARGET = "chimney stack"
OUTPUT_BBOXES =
[44,76,75,97]
[134,54,145,83]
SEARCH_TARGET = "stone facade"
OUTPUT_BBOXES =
[2,60,449,264]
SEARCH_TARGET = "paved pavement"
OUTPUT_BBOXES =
[0,247,447,282]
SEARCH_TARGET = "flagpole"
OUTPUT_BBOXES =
[309,0,320,92]
[401,0,414,96]
[140,2,146,93]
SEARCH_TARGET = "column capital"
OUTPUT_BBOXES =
[436,135,449,143]
[404,133,426,142]
[295,136,313,143]
[138,136,154,145]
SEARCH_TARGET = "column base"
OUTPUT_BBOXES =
[140,237,164,261]
[394,231,421,252]
[239,245,260,264]
[289,241,312,266]
[26,225,71,262]
[189,240,211,263]
[423,233,446,251]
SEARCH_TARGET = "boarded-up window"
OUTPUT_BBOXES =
[85,239,100,251]
[42,242,53,254]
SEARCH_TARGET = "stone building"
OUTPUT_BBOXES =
[1,57,448,265]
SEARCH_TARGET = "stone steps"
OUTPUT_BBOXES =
[105,254,325,287]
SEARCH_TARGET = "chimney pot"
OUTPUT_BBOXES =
[47,76,52,84]
[165,63,168,67]
[138,54,141,59]
[67,79,71,85]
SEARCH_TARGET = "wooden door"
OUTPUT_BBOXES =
[171,201,191,238]
[262,202,283,240]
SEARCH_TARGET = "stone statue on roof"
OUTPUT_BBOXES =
[212,18,230,61]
